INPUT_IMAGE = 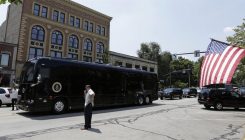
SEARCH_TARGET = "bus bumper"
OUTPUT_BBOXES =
[17,99,52,112]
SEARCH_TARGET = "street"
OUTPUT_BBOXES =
[0,98,244,140]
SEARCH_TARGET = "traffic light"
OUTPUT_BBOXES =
[194,50,200,57]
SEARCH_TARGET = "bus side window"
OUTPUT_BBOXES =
[39,68,50,79]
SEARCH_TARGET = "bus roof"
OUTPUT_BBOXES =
[28,57,157,75]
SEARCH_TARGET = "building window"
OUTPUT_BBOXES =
[142,66,147,71]
[150,67,154,72]
[96,59,103,63]
[83,21,89,31]
[68,53,78,60]
[28,47,43,59]
[96,25,101,34]
[51,30,63,45]
[83,56,92,62]
[69,35,79,49]
[126,63,132,68]
[33,3,40,16]
[31,25,45,42]
[101,27,105,36]
[52,10,59,21]
[60,12,65,23]
[0,53,10,66]
[50,51,62,58]
[41,6,48,18]
[83,39,92,51]
[135,65,140,69]
[75,18,80,28]
[70,16,75,26]
[89,23,93,32]
[115,61,123,66]
[96,42,104,53]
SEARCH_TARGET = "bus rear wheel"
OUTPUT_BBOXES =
[137,96,144,105]
[53,99,67,114]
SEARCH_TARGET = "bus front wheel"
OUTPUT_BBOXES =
[145,96,151,105]
[53,99,67,114]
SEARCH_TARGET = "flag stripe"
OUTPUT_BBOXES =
[223,49,245,84]
[202,55,214,86]
[210,46,233,84]
[199,55,208,87]
[206,54,219,85]
[216,47,239,83]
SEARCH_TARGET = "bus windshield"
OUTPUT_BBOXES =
[20,62,35,83]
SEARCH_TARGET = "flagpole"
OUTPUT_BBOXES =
[210,38,230,46]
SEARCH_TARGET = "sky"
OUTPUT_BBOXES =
[0,0,244,61]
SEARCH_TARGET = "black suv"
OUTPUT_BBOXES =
[159,88,183,100]
[182,88,198,97]
[198,88,245,110]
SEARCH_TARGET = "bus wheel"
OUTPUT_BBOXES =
[145,96,151,105]
[137,96,144,105]
[53,99,66,114]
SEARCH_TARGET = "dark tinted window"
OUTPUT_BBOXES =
[0,88,6,94]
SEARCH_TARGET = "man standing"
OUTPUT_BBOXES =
[81,85,95,130]
[11,86,18,111]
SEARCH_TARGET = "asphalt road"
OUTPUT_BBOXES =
[0,98,244,140]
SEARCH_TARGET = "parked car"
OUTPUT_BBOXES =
[198,88,245,110]
[159,88,183,100]
[182,88,198,98]
[0,87,12,107]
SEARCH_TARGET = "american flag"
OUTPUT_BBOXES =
[199,39,245,87]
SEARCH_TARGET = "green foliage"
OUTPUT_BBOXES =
[0,0,22,4]
[137,42,161,61]
[102,46,109,64]
[227,19,245,86]
[227,19,245,48]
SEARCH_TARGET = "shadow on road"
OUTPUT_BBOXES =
[87,128,102,133]
[201,107,245,112]
[17,103,162,120]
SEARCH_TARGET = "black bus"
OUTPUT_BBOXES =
[17,57,158,113]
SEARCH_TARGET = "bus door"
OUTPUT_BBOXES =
[125,73,142,104]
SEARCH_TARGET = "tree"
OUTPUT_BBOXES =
[227,19,245,86]
[137,42,161,61]
[227,19,245,48]
[0,0,21,4]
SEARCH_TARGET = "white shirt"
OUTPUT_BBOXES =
[84,89,95,107]
[11,89,18,99]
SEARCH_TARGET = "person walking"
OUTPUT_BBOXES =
[81,85,95,130]
[11,86,18,111]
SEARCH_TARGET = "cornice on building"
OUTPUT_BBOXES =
[56,0,112,22]
[109,51,157,64]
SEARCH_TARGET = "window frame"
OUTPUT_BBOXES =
[28,47,43,59]
[83,38,93,51]
[41,6,48,18]
[52,10,59,21]
[69,35,79,49]
[0,53,10,66]
[31,25,45,42]
[96,42,104,53]
[51,30,63,45]
[33,3,40,16]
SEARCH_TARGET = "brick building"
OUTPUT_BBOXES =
[0,0,112,77]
